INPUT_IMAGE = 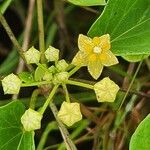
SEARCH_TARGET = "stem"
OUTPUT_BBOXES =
[21,81,50,87]
[67,80,94,90]
[69,66,81,77]
[37,0,45,63]
[62,84,70,103]
[118,61,143,110]
[37,121,58,150]
[40,85,59,114]
[0,12,25,61]
[30,89,41,109]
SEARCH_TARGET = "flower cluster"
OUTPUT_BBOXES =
[1,34,119,129]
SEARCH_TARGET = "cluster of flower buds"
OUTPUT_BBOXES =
[1,34,120,129]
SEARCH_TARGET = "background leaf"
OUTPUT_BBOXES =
[67,0,106,6]
[0,0,13,14]
[88,0,150,57]
[0,101,35,150]
[122,54,149,62]
[130,114,150,150]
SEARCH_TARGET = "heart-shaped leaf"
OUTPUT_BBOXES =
[130,114,150,150]
[0,101,35,150]
[67,0,106,6]
[88,0,150,57]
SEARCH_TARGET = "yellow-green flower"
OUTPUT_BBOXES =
[94,77,119,102]
[57,102,82,126]
[72,34,118,79]
[2,73,22,94]
[21,108,42,132]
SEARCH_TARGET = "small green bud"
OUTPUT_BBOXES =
[24,46,41,64]
[21,108,42,132]
[45,46,59,62]
[58,102,82,127]
[56,59,69,72]
[94,77,119,102]
[2,73,22,94]
[43,71,53,81]
[48,65,57,74]
[53,72,69,84]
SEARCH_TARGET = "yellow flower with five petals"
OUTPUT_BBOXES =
[72,34,118,79]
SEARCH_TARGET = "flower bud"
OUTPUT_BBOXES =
[24,46,41,64]
[56,59,69,72]
[58,102,82,126]
[45,46,59,62]
[53,72,69,84]
[2,73,22,94]
[48,65,56,74]
[94,77,119,102]
[43,71,53,81]
[21,108,42,132]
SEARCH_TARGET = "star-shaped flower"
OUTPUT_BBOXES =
[72,34,118,79]
[94,77,119,102]
[57,102,82,126]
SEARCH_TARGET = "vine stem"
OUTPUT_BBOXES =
[62,84,70,103]
[37,121,58,150]
[30,89,41,109]
[118,61,143,110]
[0,12,32,71]
[39,85,59,115]
[37,0,46,63]
[67,80,94,90]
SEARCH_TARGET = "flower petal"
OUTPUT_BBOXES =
[99,34,111,51]
[78,34,94,54]
[88,60,103,80]
[72,51,87,66]
[100,50,119,66]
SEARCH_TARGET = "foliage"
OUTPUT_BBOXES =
[130,114,150,150]
[0,0,150,149]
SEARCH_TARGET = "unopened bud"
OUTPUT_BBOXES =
[58,102,82,126]
[21,108,42,132]
[2,73,22,94]
[24,46,41,64]
[56,59,69,72]
[53,72,69,84]
[94,77,119,102]
[45,46,59,62]
[43,71,53,81]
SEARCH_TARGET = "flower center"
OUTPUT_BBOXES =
[93,46,102,54]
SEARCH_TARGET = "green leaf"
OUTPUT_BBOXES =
[88,0,150,56]
[122,54,149,62]
[67,0,106,6]
[19,72,34,83]
[0,0,13,14]
[130,114,150,150]
[0,101,35,150]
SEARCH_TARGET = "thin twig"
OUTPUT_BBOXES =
[119,61,143,109]
[0,12,32,71]
[37,0,46,63]
[16,0,35,73]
